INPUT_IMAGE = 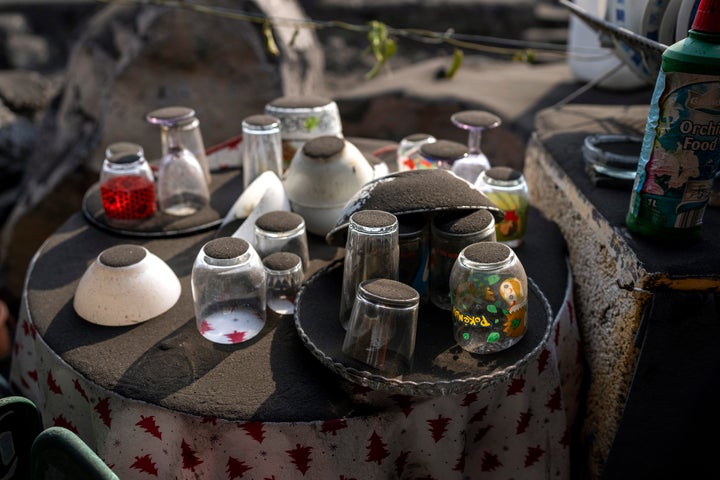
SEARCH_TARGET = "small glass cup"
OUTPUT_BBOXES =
[450,242,528,354]
[339,210,399,329]
[429,209,496,310]
[475,166,530,247]
[418,139,468,171]
[253,210,310,270]
[99,149,157,228]
[242,114,283,189]
[263,251,304,315]
[146,106,211,184]
[192,237,266,344]
[342,278,419,376]
[396,133,436,172]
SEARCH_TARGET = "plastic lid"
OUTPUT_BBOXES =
[691,0,720,33]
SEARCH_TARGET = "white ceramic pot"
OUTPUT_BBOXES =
[283,136,374,236]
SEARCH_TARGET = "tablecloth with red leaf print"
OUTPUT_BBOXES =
[10,269,582,480]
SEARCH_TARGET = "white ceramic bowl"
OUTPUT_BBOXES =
[74,245,181,326]
[283,136,374,236]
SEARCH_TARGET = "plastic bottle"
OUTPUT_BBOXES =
[626,0,720,242]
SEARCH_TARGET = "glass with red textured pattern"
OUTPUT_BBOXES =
[99,146,157,228]
[192,237,266,344]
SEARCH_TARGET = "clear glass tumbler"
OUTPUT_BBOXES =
[242,114,283,189]
[99,149,156,228]
[146,106,211,184]
[450,241,528,354]
[253,210,310,270]
[339,210,399,329]
[398,214,430,304]
[342,278,419,376]
[192,237,266,344]
[475,166,529,247]
[429,209,496,311]
[263,251,304,315]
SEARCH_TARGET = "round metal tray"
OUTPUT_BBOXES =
[294,259,552,397]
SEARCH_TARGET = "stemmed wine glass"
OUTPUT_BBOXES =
[450,110,501,184]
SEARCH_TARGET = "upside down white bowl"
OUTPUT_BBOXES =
[74,245,181,326]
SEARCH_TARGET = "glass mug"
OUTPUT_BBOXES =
[449,241,528,354]
[192,237,266,344]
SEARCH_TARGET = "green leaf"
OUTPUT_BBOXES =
[365,21,396,79]
[445,48,463,78]
[304,116,320,131]
[262,20,280,57]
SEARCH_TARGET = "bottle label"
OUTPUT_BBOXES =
[628,71,720,232]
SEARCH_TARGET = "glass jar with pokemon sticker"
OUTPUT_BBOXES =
[449,241,527,354]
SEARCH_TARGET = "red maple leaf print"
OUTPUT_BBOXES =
[427,415,450,443]
[566,300,575,324]
[320,418,347,436]
[227,456,252,479]
[537,348,550,374]
[22,318,36,338]
[95,397,112,428]
[469,405,488,424]
[241,422,265,443]
[481,451,503,472]
[395,451,410,477]
[287,443,312,475]
[20,377,29,390]
[473,425,493,443]
[554,322,561,345]
[131,454,158,476]
[506,377,525,396]
[199,320,213,334]
[27,369,37,382]
[516,410,532,434]
[365,431,389,465]
[201,416,217,425]
[47,371,62,394]
[560,427,571,448]
[453,451,466,473]
[461,392,478,407]
[524,445,545,467]
[545,386,562,412]
[390,394,414,417]
[53,415,78,434]
[137,415,162,440]
[73,379,89,402]
[225,330,246,344]
[181,439,204,471]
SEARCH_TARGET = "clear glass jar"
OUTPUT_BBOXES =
[254,210,310,271]
[418,139,468,171]
[342,278,419,376]
[192,237,266,344]
[242,114,283,190]
[396,133,436,172]
[263,251,304,315]
[339,210,399,329]
[450,241,528,354]
[429,209,496,311]
[146,106,211,184]
[154,122,210,217]
[475,166,529,247]
[99,149,157,228]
